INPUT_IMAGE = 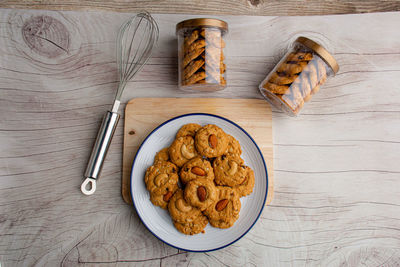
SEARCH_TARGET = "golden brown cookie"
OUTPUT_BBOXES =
[195,124,229,158]
[286,52,313,62]
[268,72,298,85]
[225,134,242,156]
[176,123,202,138]
[311,85,320,95]
[154,147,170,163]
[204,186,241,229]
[168,189,203,224]
[233,166,255,197]
[183,59,205,80]
[180,156,214,184]
[263,82,290,94]
[183,48,205,68]
[182,71,206,86]
[205,47,221,65]
[277,61,307,75]
[144,161,179,195]
[204,29,222,48]
[184,178,218,211]
[173,214,208,235]
[204,65,220,82]
[292,72,312,99]
[184,29,199,47]
[169,136,198,167]
[149,190,175,210]
[187,39,206,53]
[303,61,319,89]
[213,154,246,187]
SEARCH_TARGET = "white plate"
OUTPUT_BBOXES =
[131,113,268,252]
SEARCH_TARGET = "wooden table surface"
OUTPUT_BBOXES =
[1,7,400,267]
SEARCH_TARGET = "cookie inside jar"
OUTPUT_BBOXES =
[176,18,228,92]
[259,36,339,116]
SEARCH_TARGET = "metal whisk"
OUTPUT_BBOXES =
[81,12,159,195]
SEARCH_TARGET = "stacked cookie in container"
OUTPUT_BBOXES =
[144,124,255,235]
[177,18,228,92]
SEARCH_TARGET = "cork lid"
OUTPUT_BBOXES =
[176,18,228,33]
[296,36,339,74]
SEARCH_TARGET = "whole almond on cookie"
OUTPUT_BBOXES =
[208,134,217,149]
[215,199,228,211]
[163,191,173,202]
[197,186,207,202]
[191,166,206,176]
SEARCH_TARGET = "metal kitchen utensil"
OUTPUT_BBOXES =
[81,12,159,195]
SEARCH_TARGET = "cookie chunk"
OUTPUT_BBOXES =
[213,154,247,187]
[149,190,175,210]
[184,178,218,211]
[204,186,241,229]
[173,214,208,235]
[195,124,228,158]
[169,136,198,167]
[233,166,255,197]
[154,147,169,163]
[144,161,179,194]
[180,156,214,184]
[224,134,242,156]
[168,189,203,224]
[176,123,202,138]
[263,82,290,94]
[183,59,205,80]
[182,71,206,86]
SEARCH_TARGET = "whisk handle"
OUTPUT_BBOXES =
[82,111,120,195]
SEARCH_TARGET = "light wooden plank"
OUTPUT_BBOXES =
[0,9,400,266]
[0,0,400,16]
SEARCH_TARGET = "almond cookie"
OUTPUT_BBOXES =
[184,29,199,47]
[277,61,307,75]
[263,82,290,94]
[154,147,170,163]
[169,136,198,167]
[149,189,176,210]
[204,186,241,229]
[183,48,205,68]
[182,71,206,86]
[286,52,313,62]
[176,123,202,138]
[213,154,246,186]
[144,161,179,195]
[183,59,205,80]
[186,39,206,53]
[224,134,242,156]
[268,72,298,85]
[168,189,203,224]
[173,214,208,235]
[233,166,255,197]
[195,124,229,158]
[180,156,214,184]
[184,178,218,211]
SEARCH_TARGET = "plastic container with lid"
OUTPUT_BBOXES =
[259,36,339,116]
[176,18,228,92]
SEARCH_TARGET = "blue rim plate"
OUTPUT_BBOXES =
[131,113,268,252]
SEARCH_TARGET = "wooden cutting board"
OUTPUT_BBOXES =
[122,98,274,205]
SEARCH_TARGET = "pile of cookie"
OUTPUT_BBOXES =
[261,47,329,115]
[180,27,226,89]
[144,123,255,235]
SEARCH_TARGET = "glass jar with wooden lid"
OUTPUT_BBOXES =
[176,18,228,92]
[259,36,339,116]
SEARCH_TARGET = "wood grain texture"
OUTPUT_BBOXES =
[1,8,400,266]
[122,98,274,205]
[1,0,400,16]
